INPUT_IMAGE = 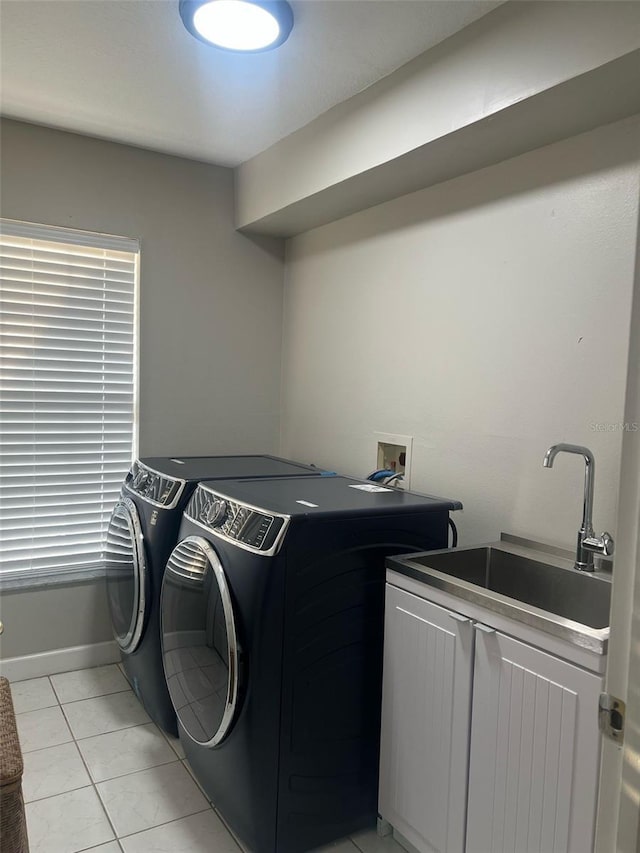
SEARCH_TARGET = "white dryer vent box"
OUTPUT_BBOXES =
[374,433,413,488]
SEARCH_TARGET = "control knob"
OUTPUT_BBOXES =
[132,470,149,490]
[204,499,228,528]
[142,475,156,496]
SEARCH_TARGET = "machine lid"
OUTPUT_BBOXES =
[161,536,240,748]
[123,456,327,509]
[136,454,324,484]
[105,497,147,653]
[193,475,463,520]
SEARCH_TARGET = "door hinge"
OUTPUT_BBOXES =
[599,693,625,745]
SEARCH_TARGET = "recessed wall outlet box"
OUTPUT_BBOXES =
[374,433,413,488]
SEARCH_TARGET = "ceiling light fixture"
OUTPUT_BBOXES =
[179,0,294,53]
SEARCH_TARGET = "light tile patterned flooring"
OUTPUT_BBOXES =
[10,664,405,853]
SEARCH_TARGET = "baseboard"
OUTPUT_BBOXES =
[0,640,120,681]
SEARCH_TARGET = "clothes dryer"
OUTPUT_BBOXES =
[105,455,325,734]
[161,474,461,850]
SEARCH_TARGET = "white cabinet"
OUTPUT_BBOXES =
[466,628,602,853]
[379,584,474,853]
[379,579,604,853]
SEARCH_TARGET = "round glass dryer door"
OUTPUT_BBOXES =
[105,497,147,653]
[161,536,240,748]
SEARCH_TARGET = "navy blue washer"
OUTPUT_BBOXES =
[105,455,326,735]
[161,474,462,851]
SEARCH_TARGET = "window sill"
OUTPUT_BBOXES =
[0,568,107,593]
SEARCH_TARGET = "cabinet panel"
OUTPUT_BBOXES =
[379,584,474,853]
[466,629,603,853]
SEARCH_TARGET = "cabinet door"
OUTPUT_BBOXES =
[379,584,474,853]
[466,628,603,853]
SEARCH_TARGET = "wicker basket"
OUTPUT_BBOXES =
[0,676,29,853]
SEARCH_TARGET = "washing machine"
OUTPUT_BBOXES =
[105,455,326,735]
[160,474,462,852]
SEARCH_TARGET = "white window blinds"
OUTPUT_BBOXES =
[0,219,139,582]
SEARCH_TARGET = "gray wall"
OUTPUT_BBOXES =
[0,581,113,659]
[0,119,285,659]
[0,119,285,457]
[280,116,640,551]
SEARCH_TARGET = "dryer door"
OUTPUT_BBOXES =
[105,497,148,653]
[161,536,240,748]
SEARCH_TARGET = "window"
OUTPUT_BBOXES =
[0,220,139,584]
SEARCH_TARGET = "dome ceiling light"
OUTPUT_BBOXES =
[179,0,294,53]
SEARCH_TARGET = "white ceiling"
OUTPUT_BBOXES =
[0,0,502,167]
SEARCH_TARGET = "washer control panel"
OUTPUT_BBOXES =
[185,486,287,554]
[125,460,185,508]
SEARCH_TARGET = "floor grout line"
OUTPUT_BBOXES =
[87,755,180,785]
[14,702,59,714]
[116,806,215,841]
[61,708,155,744]
[181,756,213,801]
[23,776,93,806]
[70,721,179,779]
[47,672,62,705]
[47,667,131,704]
[15,704,68,720]
[73,835,123,853]
[24,783,118,853]
[158,724,184,755]
[67,716,121,850]
[94,756,185,788]
[209,805,246,853]
[58,686,132,706]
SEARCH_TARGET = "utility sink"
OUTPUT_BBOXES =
[387,535,612,653]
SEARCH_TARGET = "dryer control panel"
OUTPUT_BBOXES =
[124,460,186,509]
[185,485,288,555]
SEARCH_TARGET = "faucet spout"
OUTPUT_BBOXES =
[543,443,595,532]
[542,443,610,571]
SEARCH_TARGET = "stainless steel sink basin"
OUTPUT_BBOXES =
[387,535,612,653]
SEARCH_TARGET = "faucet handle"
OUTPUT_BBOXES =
[583,532,615,557]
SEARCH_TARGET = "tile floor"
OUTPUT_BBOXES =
[10,664,405,853]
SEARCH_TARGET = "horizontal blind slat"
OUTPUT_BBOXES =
[2,360,134,372]
[0,324,133,343]
[2,506,114,522]
[2,539,109,558]
[0,307,134,327]
[1,287,134,305]
[0,506,121,520]
[1,558,105,578]
[1,428,132,437]
[0,255,136,274]
[1,385,134,392]
[0,294,134,313]
[0,275,135,295]
[3,523,113,542]
[1,420,133,428]
[0,484,124,503]
[1,460,132,472]
[1,452,132,462]
[0,344,133,359]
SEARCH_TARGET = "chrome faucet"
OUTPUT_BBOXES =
[543,443,614,571]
